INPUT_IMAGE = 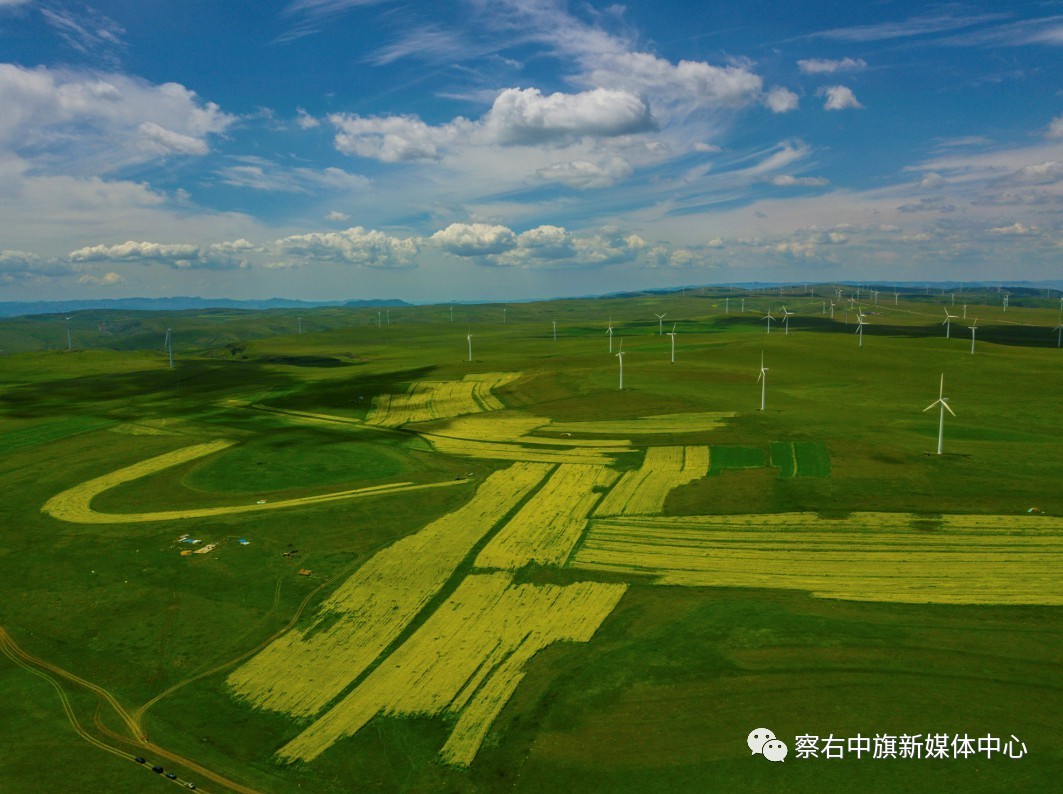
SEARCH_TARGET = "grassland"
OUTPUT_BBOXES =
[1,285,1061,793]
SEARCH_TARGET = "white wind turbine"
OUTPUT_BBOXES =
[968,318,978,354]
[781,306,794,335]
[725,297,730,314]
[65,316,72,351]
[962,303,967,320]
[297,316,302,334]
[894,290,900,305]
[763,309,775,334]
[1053,316,1062,348]
[552,320,557,341]
[855,308,868,348]
[655,312,667,335]
[616,339,625,390]
[942,307,957,338]
[1003,293,1009,312]
[923,373,956,455]
[666,322,677,363]
[606,317,614,353]
[165,328,173,369]
[757,352,768,411]
[829,301,835,319]
[466,331,473,362]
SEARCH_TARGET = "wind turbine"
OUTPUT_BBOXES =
[606,318,614,353]
[503,307,507,325]
[855,308,868,348]
[655,312,667,335]
[725,297,729,314]
[165,328,173,369]
[741,298,745,312]
[449,305,453,322]
[1053,316,1062,348]
[781,306,794,335]
[968,318,978,354]
[377,311,381,328]
[65,317,72,351]
[762,310,775,334]
[1003,293,1009,312]
[757,352,768,411]
[666,322,677,363]
[467,331,473,362]
[829,301,835,319]
[297,316,302,334]
[942,307,957,338]
[923,373,956,455]
[616,339,625,390]
[386,309,390,326]
[552,320,557,341]
[894,291,900,306]
[962,303,967,320]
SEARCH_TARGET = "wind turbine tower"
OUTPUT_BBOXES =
[616,339,625,390]
[781,306,794,335]
[855,308,868,348]
[606,318,614,353]
[763,310,775,334]
[467,332,473,362]
[666,322,677,363]
[968,319,978,354]
[757,352,768,411]
[655,313,667,335]
[942,308,957,338]
[297,316,302,334]
[165,328,173,369]
[552,320,557,341]
[923,373,956,455]
[65,317,72,351]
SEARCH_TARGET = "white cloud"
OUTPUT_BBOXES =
[295,108,320,129]
[919,172,946,189]
[988,222,1038,236]
[1049,116,1063,138]
[330,113,462,162]
[0,249,77,280]
[482,87,653,145]
[217,159,370,193]
[770,174,829,187]
[0,64,233,173]
[705,237,725,248]
[534,156,632,189]
[325,210,350,222]
[1006,160,1063,185]
[582,51,763,109]
[820,85,863,110]
[693,142,721,153]
[764,87,799,113]
[77,271,124,286]
[68,240,252,270]
[273,226,418,268]
[797,57,867,74]
[431,223,517,257]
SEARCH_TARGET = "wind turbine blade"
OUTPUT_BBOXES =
[944,402,956,417]
[923,401,939,412]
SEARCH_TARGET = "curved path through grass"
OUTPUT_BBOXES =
[41,439,468,524]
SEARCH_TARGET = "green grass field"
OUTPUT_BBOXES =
[1,285,1061,792]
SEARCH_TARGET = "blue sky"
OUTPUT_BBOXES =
[0,0,1061,301]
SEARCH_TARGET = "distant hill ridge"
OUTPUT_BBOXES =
[0,297,411,318]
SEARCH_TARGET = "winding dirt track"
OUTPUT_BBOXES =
[41,439,467,524]
[0,625,261,793]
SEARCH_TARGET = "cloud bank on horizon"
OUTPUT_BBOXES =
[0,0,1061,301]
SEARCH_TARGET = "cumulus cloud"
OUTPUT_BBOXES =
[988,222,1038,236]
[0,249,77,280]
[770,174,829,187]
[482,87,653,145]
[68,239,252,269]
[0,64,233,172]
[798,57,867,74]
[330,113,461,162]
[325,210,350,222]
[273,226,418,268]
[431,223,517,257]
[582,51,763,109]
[77,271,124,286]
[295,108,320,129]
[919,171,946,189]
[897,196,956,213]
[820,85,863,110]
[1005,160,1063,185]
[764,87,799,113]
[534,156,632,189]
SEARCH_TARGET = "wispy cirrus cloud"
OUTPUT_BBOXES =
[797,57,867,74]
[808,11,1010,42]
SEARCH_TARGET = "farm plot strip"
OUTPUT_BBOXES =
[475,464,619,569]
[226,463,552,719]
[277,571,627,765]
[594,446,710,517]
[367,373,521,426]
[569,513,1063,605]
[549,411,735,436]
[40,439,466,524]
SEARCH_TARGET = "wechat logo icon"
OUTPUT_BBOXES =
[748,728,788,762]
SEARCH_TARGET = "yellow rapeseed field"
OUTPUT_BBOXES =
[593,446,709,516]
[367,372,521,426]
[475,464,619,569]
[41,439,464,524]
[227,463,551,718]
[569,512,1063,605]
[277,571,627,765]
